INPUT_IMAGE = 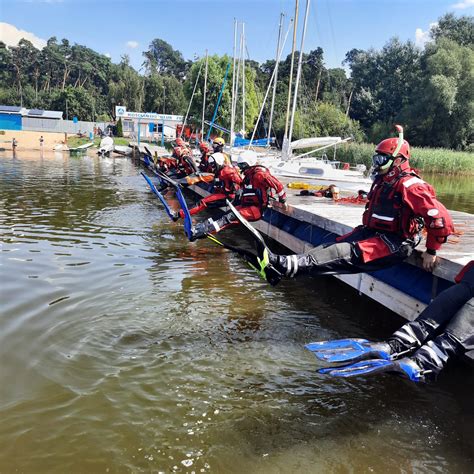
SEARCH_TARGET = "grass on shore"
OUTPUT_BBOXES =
[334,142,474,175]
[67,136,130,148]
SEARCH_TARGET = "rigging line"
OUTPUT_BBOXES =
[243,43,269,145]
[324,0,339,68]
[180,60,204,138]
[247,18,293,149]
[246,34,282,148]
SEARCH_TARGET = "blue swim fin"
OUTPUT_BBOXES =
[174,186,193,240]
[155,169,181,188]
[317,358,426,382]
[141,172,175,220]
[305,338,392,364]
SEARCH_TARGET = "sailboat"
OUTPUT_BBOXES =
[240,1,371,191]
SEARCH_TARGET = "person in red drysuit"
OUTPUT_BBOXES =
[198,141,213,173]
[173,152,242,221]
[188,150,287,241]
[255,125,454,284]
[310,260,474,383]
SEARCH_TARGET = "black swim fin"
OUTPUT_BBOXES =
[224,200,282,285]
[205,234,282,286]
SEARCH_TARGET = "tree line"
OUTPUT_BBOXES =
[0,13,472,149]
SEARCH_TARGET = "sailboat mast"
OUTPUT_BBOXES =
[288,0,310,146]
[241,22,245,136]
[201,49,208,141]
[268,12,284,144]
[284,0,299,140]
[230,19,238,146]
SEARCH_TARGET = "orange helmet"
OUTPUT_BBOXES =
[375,138,410,160]
[173,146,184,158]
[175,137,186,147]
[199,141,211,153]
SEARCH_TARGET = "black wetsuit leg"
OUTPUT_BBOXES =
[273,227,414,278]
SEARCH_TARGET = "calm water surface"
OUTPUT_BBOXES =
[425,172,474,214]
[1,151,473,473]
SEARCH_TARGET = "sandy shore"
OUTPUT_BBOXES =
[0,130,67,150]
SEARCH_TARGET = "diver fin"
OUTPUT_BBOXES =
[141,172,175,220]
[317,357,426,382]
[174,186,194,240]
[155,169,181,188]
[205,234,283,287]
[318,359,395,378]
[223,200,282,285]
[305,338,392,364]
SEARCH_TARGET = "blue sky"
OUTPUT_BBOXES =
[1,0,473,72]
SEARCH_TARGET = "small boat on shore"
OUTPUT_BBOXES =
[69,142,94,153]
[97,136,114,156]
[113,145,132,156]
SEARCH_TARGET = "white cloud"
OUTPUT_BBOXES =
[0,22,47,49]
[415,22,438,48]
[126,40,139,49]
[104,52,111,58]
[451,0,474,9]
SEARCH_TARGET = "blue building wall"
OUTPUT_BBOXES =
[0,113,22,130]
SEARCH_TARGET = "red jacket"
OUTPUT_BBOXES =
[455,261,474,284]
[215,165,242,196]
[363,170,453,251]
[199,152,212,173]
[240,166,287,208]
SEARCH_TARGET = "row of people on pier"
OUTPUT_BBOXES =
[147,128,472,384]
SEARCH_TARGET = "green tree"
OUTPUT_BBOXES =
[142,38,189,79]
[401,38,474,149]
[108,55,144,112]
[116,117,123,137]
[431,13,474,47]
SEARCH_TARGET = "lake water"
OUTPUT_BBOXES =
[425,172,474,215]
[1,151,473,473]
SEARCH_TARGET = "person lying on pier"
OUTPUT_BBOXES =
[175,137,190,150]
[172,152,242,221]
[186,150,287,241]
[299,184,340,200]
[307,260,474,383]
[253,126,453,284]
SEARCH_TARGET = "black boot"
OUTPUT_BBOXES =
[396,331,463,382]
[268,253,316,278]
[189,218,216,242]
[387,318,439,358]
[269,242,357,278]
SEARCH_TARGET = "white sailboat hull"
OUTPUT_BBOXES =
[268,158,372,192]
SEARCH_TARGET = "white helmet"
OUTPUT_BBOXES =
[237,150,257,168]
[208,152,226,169]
